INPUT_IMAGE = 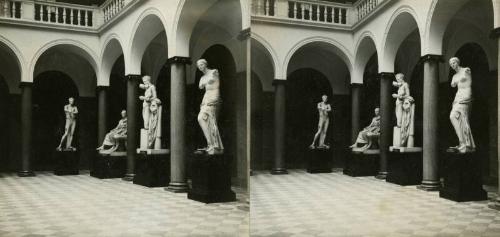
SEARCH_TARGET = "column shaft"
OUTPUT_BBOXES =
[166,56,190,192]
[271,80,287,174]
[351,83,362,144]
[420,54,442,191]
[492,28,500,208]
[378,73,393,179]
[18,82,34,177]
[97,86,108,145]
[123,75,140,181]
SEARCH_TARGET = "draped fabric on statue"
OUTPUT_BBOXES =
[400,105,412,146]
[452,101,475,149]
[148,110,159,148]
[200,100,224,150]
[355,116,380,145]
[103,118,127,147]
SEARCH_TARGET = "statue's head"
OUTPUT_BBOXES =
[321,94,328,102]
[68,97,74,104]
[449,57,460,70]
[196,59,208,72]
[374,107,380,116]
[121,110,126,118]
[395,73,405,83]
[149,98,162,113]
[402,96,414,110]
[142,75,151,84]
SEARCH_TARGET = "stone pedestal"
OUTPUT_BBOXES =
[307,148,333,173]
[91,151,126,179]
[188,152,236,203]
[133,149,170,187]
[387,147,423,185]
[343,150,379,177]
[54,150,79,175]
[439,151,487,202]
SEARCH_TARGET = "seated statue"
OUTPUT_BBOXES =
[350,107,380,151]
[97,110,127,154]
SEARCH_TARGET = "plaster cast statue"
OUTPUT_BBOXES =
[139,75,157,130]
[57,97,78,151]
[350,107,380,151]
[146,98,162,149]
[397,96,415,147]
[309,95,332,149]
[196,59,224,155]
[449,57,475,153]
[97,110,127,154]
[392,73,410,128]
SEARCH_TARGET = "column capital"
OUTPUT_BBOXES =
[379,72,394,79]
[166,56,192,65]
[237,28,251,41]
[125,74,141,81]
[272,79,287,86]
[489,27,500,39]
[350,83,363,88]
[18,81,32,88]
[96,85,109,91]
[420,54,444,63]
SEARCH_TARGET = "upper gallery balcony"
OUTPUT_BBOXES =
[251,0,389,29]
[0,0,135,32]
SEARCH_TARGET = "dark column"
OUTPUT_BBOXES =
[419,54,442,191]
[123,74,141,181]
[377,72,393,179]
[237,28,251,188]
[271,79,287,175]
[96,86,108,145]
[351,83,362,144]
[18,82,35,177]
[489,27,500,209]
[165,56,191,193]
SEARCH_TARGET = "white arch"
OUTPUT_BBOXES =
[29,39,99,83]
[380,5,422,72]
[281,36,353,80]
[252,32,279,79]
[99,34,125,86]
[352,31,378,84]
[0,35,27,83]
[127,7,169,75]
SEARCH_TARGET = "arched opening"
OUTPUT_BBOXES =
[360,54,379,127]
[108,55,127,129]
[250,37,276,171]
[286,68,334,168]
[191,44,237,175]
[33,71,79,170]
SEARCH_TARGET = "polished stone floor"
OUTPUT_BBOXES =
[251,169,500,237]
[0,171,249,237]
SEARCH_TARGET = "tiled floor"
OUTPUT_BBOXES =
[0,171,249,237]
[250,169,500,237]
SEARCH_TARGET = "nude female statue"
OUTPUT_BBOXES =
[309,95,332,149]
[392,73,410,128]
[97,110,127,153]
[196,59,224,155]
[57,97,78,151]
[449,57,475,153]
[139,75,157,130]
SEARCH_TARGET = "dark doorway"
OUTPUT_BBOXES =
[286,68,333,168]
[0,77,9,172]
[108,55,126,131]
[33,71,79,171]
[361,53,379,127]
[251,72,264,171]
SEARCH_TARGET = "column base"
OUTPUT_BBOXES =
[165,182,188,193]
[488,198,500,210]
[17,170,35,177]
[271,168,288,175]
[417,181,440,191]
[122,173,135,181]
[375,171,387,179]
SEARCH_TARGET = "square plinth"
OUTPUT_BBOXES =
[188,152,236,203]
[387,147,422,186]
[307,148,333,173]
[133,149,170,188]
[439,151,487,202]
[343,150,379,177]
[54,150,79,175]
[90,152,127,179]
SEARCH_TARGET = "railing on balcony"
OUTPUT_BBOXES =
[102,0,125,22]
[252,0,350,26]
[354,0,382,21]
[1,0,22,19]
[0,0,133,29]
[34,2,95,27]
